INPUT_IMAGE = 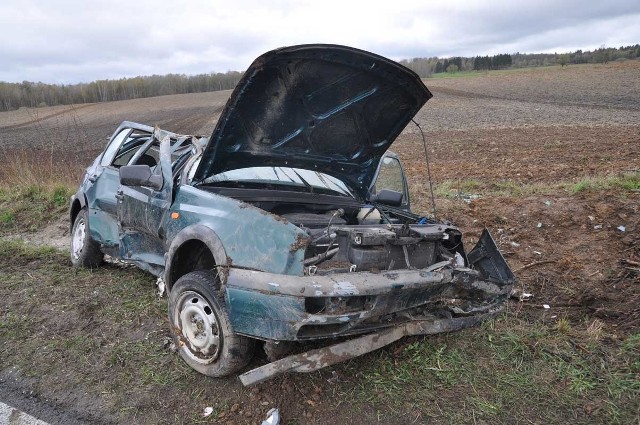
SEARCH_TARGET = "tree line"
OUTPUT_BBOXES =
[1,44,639,111]
[399,44,640,78]
[0,71,242,112]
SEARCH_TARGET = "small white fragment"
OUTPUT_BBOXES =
[203,407,214,417]
[617,225,626,232]
[520,292,534,301]
[551,315,557,319]
[510,241,521,247]
[594,224,603,230]
[262,408,280,425]
[156,277,166,298]
[543,304,550,309]
[588,215,595,221]
[454,252,465,267]
[533,251,542,255]
[544,200,552,206]
[537,222,542,228]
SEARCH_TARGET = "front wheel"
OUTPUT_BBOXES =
[70,208,103,267]
[168,271,255,377]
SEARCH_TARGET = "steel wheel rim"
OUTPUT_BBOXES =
[175,291,221,364]
[72,218,85,260]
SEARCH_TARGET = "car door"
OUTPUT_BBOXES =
[115,133,175,274]
[84,127,134,247]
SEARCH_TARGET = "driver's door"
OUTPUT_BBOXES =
[116,134,173,274]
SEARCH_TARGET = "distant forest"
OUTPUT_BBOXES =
[400,44,640,78]
[1,44,638,111]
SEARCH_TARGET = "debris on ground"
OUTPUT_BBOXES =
[510,289,534,302]
[261,408,280,425]
[156,277,166,298]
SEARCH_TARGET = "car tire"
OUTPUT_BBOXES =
[168,270,255,377]
[70,207,103,267]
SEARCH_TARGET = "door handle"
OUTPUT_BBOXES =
[88,174,98,182]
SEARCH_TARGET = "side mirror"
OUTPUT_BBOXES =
[119,165,163,190]
[371,189,403,206]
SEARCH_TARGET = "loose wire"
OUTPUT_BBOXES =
[412,118,437,221]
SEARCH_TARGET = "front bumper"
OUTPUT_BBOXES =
[224,265,512,341]
[226,228,515,385]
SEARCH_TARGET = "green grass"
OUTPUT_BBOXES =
[0,183,73,233]
[344,318,640,423]
[431,172,640,199]
[572,173,640,193]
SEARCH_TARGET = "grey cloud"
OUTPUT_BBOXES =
[0,0,638,83]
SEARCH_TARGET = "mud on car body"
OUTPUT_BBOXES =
[69,44,515,385]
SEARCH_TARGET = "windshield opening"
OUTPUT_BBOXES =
[201,167,354,197]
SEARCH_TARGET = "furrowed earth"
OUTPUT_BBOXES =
[0,61,639,424]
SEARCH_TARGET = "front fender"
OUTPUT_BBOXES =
[164,224,228,287]
[165,185,308,276]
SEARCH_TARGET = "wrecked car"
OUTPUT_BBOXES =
[69,44,515,385]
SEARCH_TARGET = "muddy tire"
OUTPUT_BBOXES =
[168,271,255,377]
[70,208,103,267]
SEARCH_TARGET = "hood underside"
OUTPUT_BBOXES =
[193,44,432,196]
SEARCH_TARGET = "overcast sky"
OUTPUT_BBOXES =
[1,0,639,84]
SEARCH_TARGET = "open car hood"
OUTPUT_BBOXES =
[193,44,432,196]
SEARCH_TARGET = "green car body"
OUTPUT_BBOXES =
[70,45,515,384]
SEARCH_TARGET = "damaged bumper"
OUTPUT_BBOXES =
[225,266,511,341]
[225,229,515,385]
[239,310,501,385]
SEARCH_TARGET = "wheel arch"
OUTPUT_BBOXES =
[69,191,88,231]
[165,224,228,291]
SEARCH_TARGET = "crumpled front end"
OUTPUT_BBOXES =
[223,226,514,384]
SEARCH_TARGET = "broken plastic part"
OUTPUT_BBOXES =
[261,408,280,425]
[239,310,500,386]
[156,277,166,298]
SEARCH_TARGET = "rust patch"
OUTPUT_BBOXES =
[289,233,310,253]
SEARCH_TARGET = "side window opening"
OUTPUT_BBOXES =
[104,129,153,169]
[100,128,131,167]
[129,137,192,172]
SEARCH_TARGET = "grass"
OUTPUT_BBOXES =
[571,173,640,193]
[344,318,640,423]
[0,183,74,234]
[431,171,640,199]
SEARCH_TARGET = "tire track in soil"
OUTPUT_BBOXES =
[0,103,97,130]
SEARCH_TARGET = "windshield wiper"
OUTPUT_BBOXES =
[290,168,314,193]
